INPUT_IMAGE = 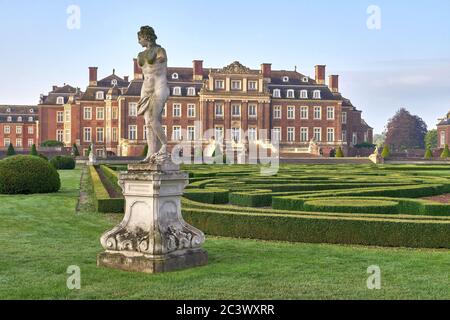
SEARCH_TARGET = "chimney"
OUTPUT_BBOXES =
[329,75,339,93]
[52,85,58,91]
[261,63,272,79]
[134,58,143,80]
[124,76,129,83]
[315,65,326,85]
[193,60,204,81]
[89,67,98,86]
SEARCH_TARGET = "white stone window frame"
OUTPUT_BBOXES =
[173,87,182,96]
[215,80,225,90]
[287,89,295,99]
[248,81,258,91]
[96,107,105,120]
[327,106,335,120]
[231,104,241,117]
[187,87,196,96]
[313,90,321,99]
[287,127,295,142]
[128,103,138,117]
[300,90,308,99]
[283,76,289,83]
[272,127,282,142]
[4,126,10,134]
[313,106,322,120]
[95,91,104,100]
[273,106,282,119]
[287,106,296,120]
[215,103,224,117]
[327,128,335,142]
[171,73,179,80]
[187,104,196,118]
[300,127,309,142]
[273,89,281,98]
[314,127,322,142]
[173,103,182,118]
[231,80,242,90]
[56,97,65,104]
[83,127,92,142]
[248,104,258,118]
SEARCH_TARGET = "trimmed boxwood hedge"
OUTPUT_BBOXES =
[0,155,60,194]
[89,166,123,213]
[302,199,399,214]
[50,156,76,170]
[183,188,229,204]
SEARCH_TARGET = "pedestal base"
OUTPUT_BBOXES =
[98,248,208,274]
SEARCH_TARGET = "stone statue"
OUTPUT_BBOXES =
[136,26,170,163]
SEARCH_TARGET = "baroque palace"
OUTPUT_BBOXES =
[1,60,373,157]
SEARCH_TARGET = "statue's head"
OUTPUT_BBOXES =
[138,26,157,47]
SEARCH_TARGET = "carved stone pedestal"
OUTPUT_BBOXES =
[97,161,208,273]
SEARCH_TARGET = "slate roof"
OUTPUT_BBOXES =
[0,105,39,123]
[40,85,82,105]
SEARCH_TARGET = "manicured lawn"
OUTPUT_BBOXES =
[0,167,449,299]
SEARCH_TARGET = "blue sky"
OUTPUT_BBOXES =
[1,0,450,133]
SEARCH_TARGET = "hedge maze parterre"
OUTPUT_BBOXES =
[92,164,450,249]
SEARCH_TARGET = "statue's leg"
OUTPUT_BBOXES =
[144,110,156,160]
[151,99,168,155]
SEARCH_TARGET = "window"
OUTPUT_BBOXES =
[6,108,11,113]
[231,104,241,117]
[231,127,241,143]
[162,104,167,117]
[300,127,308,142]
[272,128,281,142]
[4,126,10,134]
[57,129,64,142]
[342,130,347,142]
[112,127,118,142]
[248,104,257,118]
[248,128,257,141]
[17,116,22,122]
[287,106,295,120]
[16,139,22,147]
[300,106,308,119]
[215,80,225,89]
[248,81,258,90]
[273,89,281,98]
[28,126,34,134]
[342,112,347,124]
[352,132,358,145]
[4,138,10,147]
[313,90,321,99]
[65,129,70,143]
[111,79,118,86]
[302,77,309,83]
[172,126,181,141]
[83,128,91,142]
[314,106,322,120]
[129,103,138,117]
[83,107,92,120]
[56,97,64,104]
[96,149,105,158]
[300,90,308,99]
[29,108,34,113]
[96,91,104,100]
[441,131,446,147]
[7,116,11,122]
[327,128,335,142]
[173,104,181,117]
[231,80,242,90]
[112,107,118,120]
[314,128,322,142]
[187,87,196,96]
[187,126,195,141]
[173,87,181,96]
[215,126,224,142]
[287,90,295,98]
[97,128,104,143]
[128,125,137,140]
[364,132,369,143]
[96,107,104,120]
[171,73,179,80]
[327,107,335,120]
[16,126,22,134]
[283,76,289,83]
[28,139,34,147]
[287,127,295,142]
[28,117,33,122]
[273,106,281,119]
[162,126,167,137]
[215,103,224,117]
[187,104,196,118]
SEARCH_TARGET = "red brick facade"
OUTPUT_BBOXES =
[0,106,38,151]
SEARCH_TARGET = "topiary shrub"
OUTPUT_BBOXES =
[6,143,16,157]
[0,155,61,194]
[38,153,48,161]
[335,147,344,158]
[424,147,432,160]
[72,143,80,157]
[41,140,64,148]
[141,144,148,157]
[441,144,450,159]
[50,156,76,170]
[381,145,390,159]
[30,144,38,156]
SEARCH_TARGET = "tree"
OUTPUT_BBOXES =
[441,144,450,159]
[373,134,386,147]
[72,143,80,157]
[141,144,149,157]
[335,147,344,158]
[30,144,38,156]
[381,145,390,159]
[424,147,433,159]
[87,144,92,156]
[425,129,438,149]
[384,108,428,151]
[6,143,16,157]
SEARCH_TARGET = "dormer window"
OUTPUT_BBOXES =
[56,97,64,104]
[300,90,308,99]
[28,117,34,122]
[96,91,104,100]
[17,116,22,122]
[283,76,289,83]
[273,89,281,98]
[187,87,196,96]
[313,90,321,99]
[287,89,295,98]
[173,87,181,96]
[111,79,118,86]
[171,73,179,80]
[6,108,11,113]
[302,77,309,83]
[7,116,12,122]
[29,108,34,113]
